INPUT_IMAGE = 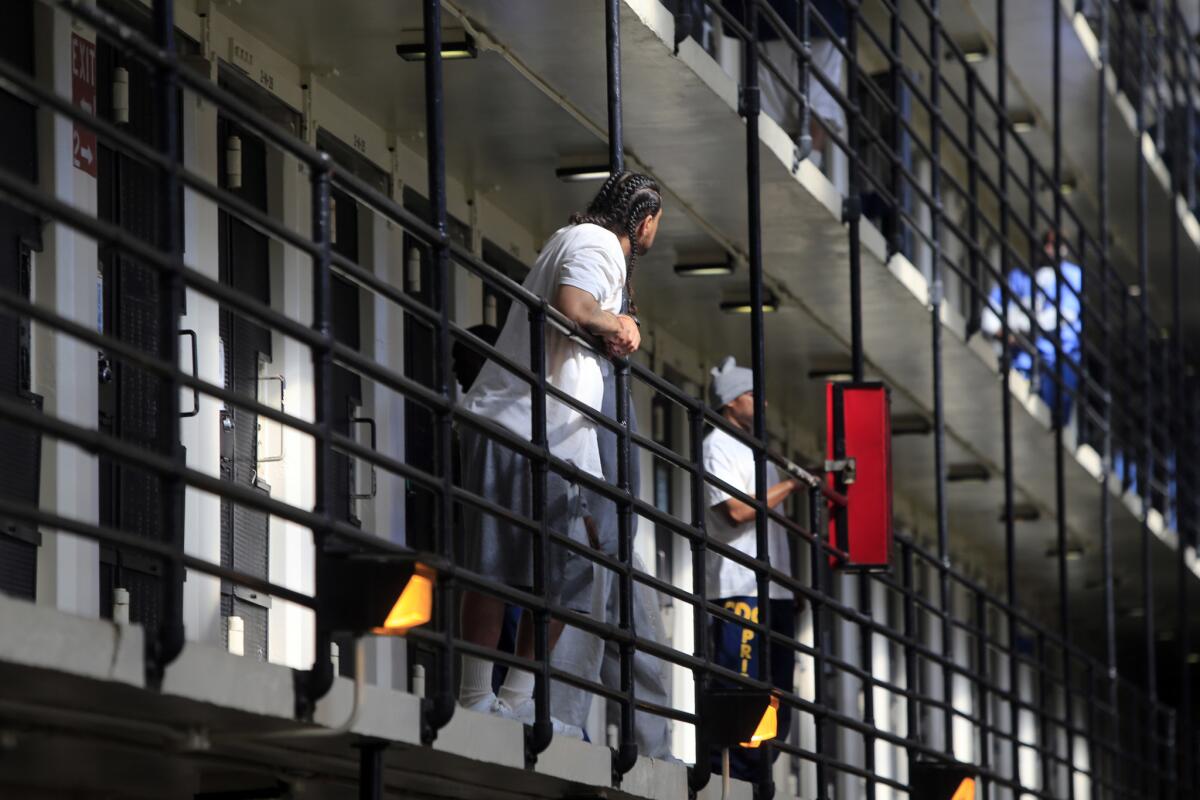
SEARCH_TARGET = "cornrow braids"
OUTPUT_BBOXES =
[567,170,662,316]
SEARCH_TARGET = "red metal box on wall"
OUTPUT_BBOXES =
[826,382,893,570]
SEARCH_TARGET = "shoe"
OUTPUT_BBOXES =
[508,696,585,740]
[460,691,523,722]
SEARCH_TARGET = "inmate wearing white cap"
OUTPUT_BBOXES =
[709,355,754,409]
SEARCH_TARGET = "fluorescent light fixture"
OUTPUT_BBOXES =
[1128,284,1143,297]
[720,294,779,314]
[808,368,854,382]
[1060,176,1077,195]
[998,502,1040,522]
[947,462,990,483]
[675,255,734,277]
[891,413,933,436]
[955,36,989,64]
[555,164,611,182]
[1011,112,1036,134]
[1188,652,1200,665]
[395,31,478,62]
[1044,545,1084,561]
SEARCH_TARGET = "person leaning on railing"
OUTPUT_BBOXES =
[704,356,807,780]
[457,171,664,735]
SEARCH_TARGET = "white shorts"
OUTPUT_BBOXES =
[758,36,847,138]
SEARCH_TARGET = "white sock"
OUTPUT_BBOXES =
[458,655,495,707]
[497,666,536,708]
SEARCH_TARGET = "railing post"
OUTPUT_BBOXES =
[740,3,774,795]
[686,403,713,794]
[146,0,186,689]
[1051,1,1076,795]
[1133,7,1157,797]
[420,0,457,740]
[605,0,639,779]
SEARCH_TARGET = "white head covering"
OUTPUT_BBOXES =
[709,355,754,409]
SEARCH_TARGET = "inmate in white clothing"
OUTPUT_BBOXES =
[464,223,626,479]
[703,426,793,600]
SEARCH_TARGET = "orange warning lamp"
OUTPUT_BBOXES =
[317,552,436,636]
[911,760,978,799]
[738,695,779,748]
[699,689,779,749]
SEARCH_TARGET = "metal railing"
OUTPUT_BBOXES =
[0,0,1193,798]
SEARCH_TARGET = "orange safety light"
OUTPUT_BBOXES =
[950,777,976,800]
[317,552,437,636]
[738,695,779,748]
[374,563,435,636]
[911,759,978,800]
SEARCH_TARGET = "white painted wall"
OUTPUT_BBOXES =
[180,76,224,647]
[32,4,100,619]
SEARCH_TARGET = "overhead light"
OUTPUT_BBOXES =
[1128,284,1143,297]
[395,30,478,62]
[316,553,436,636]
[947,462,990,483]
[555,164,611,182]
[1126,606,1145,619]
[1060,176,1077,195]
[1011,111,1036,134]
[808,365,854,382]
[998,502,1040,522]
[1044,544,1084,561]
[1188,652,1200,665]
[699,689,779,749]
[955,36,989,64]
[675,255,734,277]
[891,414,933,436]
[720,294,779,314]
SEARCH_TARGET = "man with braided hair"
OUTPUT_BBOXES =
[459,171,663,733]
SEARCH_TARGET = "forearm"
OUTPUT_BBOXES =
[720,479,796,526]
[553,285,623,337]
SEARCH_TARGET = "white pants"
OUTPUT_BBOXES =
[761,36,846,136]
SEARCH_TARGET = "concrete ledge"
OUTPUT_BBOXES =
[0,593,143,688]
[621,755,690,800]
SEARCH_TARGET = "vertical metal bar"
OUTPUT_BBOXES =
[606,0,624,174]
[527,304,552,761]
[846,0,864,384]
[421,0,457,740]
[974,591,991,797]
[1096,8,1120,793]
[1037,631,1052,794]
[1051,1,1076,794]
[687,404,713,794]
[902,541,921,778]
[966,69,980,340]
[147,0,185,687]
[996,0,1023,791]
[810,484,830,800]
[844,2,874,795]
[1168,6,1190,796]
[1134,9,1157,798]
[614,366,638,777]
[926,0,953,759]
[606,0,637,778]
[740,4,772,793]
[888,0,903,258]
[357,741,386,800]
[299,152,336,720]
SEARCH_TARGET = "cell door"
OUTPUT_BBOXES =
[96,37,176,626]
[0,0,41,600]
[217,115,273,660]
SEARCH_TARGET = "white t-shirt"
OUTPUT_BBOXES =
[703,426,792,599]
[463,223,626,479]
